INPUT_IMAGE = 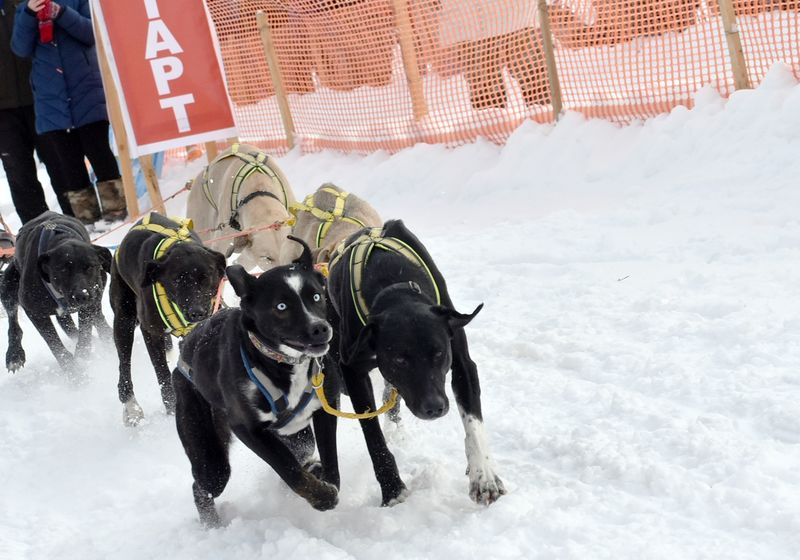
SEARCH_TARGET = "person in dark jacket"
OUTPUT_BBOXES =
[0,0,74,223]
[12,0,127,224]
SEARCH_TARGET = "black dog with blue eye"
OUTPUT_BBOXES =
[172,237,340,527]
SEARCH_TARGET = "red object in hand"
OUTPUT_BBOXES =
[38,0,53,44]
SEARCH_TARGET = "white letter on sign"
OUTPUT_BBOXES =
[160,94,195,132]
[145,20,183,60]
[150,57,183,96]
[143,0,160,19]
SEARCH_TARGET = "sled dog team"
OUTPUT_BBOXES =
[1,144,505,526]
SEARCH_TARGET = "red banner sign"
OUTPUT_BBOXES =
[92,0,237,156]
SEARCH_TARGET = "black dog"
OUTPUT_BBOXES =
[110,213,226,426]
[173,238,339,527]
[327,219,506,505]
[1,211,112,376]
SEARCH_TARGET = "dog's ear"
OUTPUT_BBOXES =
[209,249,227,279]
[226,264,255,298]
[37,252,52,283]
[93,245,113,274]
[141,260,161,288]
[287,235,313,270]
[344,321,378,367]
[431,303,483,332]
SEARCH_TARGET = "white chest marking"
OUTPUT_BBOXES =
[247,360,320,434]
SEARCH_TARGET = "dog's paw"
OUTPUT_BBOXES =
[297,471,338,511]
[122,398,145,427]
[380,481,408,507]
[6,347,25,372]
[468,469,507,505]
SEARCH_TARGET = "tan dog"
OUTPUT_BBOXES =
[283,183,382,264]
[186,144,296,270]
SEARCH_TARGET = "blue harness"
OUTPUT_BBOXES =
[176,343,317,431]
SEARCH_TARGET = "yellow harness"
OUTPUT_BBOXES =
[202,143,290,218]
[329,227,441,326]
[124,214,203,337]
[288,185,367,248]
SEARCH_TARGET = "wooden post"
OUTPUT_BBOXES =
[391,0,429,121]
[139,155,166,214]
[256,10,296,150]
[92,17,140,218]
[718,0,752,90]
[204,141,218,161]
[537,0,564,119]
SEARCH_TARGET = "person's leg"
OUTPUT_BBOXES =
[76,121,126,221]
[0,107,50,223]
[39,128,100,224]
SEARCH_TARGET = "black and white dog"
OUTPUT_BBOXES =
[173,238,339,527]
[1,212,112,376]
[327,219,506,505]
[110,213,226,426]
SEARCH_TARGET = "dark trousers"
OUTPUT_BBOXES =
[0,105,73,223]
[38,120,121,191]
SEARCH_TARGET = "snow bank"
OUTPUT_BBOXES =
[2,64,800,559]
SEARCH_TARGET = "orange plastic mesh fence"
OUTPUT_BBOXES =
[199,0,800,154]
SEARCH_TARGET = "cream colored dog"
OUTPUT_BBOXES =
[283,183,382,264]
[186,144,296,270]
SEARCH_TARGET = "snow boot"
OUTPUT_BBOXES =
[66,188,101,225]
[97,179,128,221]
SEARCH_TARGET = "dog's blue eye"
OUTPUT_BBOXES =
[276,302,287,311]
[313,294,321,302]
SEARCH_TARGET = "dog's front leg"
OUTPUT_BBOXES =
[231,424,338,511]
[142,329,176,414]
[75,308,94,356]
[1,263,25,371]
[342,363,407,505]
[27,312,75,375]
[312,403,340,489]
[91,299,113,340]
[450,328,506,505]
[55,314,78,339]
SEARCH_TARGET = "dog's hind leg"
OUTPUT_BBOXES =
[142,329,176,414]
[174,371,231,528]
[1,263,25,372]
[450,328,506,505]
[383,383,402,425]
[341,362,407,506]
[55,314,78,339]
[111,273,143,426]
[91,300,113,340]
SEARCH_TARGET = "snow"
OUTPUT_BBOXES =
[2,64,800,559]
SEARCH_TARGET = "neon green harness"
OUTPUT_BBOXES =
[329,227,441,326]
[202,143,290,216]
[288,185,367,248]
[122,214,203,337]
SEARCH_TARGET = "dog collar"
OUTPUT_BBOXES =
[247,330,306,365]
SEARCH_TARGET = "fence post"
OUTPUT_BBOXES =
[256,10,297,150]
[139,155,166,214]
[391,0,429,121]
[204,141,218,161]
[717,0,752,90]
[536,0,564,120]
[92,16,140,218]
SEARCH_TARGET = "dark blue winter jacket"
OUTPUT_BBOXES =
[11,0,108,134]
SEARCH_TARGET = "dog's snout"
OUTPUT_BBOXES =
[308,321,332,344]
[420,395,448,420]
[185,307,209,323]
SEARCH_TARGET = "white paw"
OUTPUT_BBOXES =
[384,487,410,507]
[123,399,144,427]
[468,468,507,505]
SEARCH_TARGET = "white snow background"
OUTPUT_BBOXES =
[1,64,800,559]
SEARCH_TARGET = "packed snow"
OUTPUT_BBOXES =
[2,64,800,559]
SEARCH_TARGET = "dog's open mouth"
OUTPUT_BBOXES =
[282,340,329,357]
